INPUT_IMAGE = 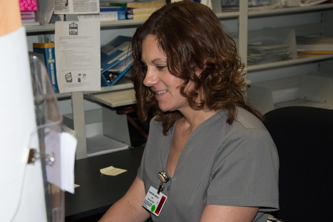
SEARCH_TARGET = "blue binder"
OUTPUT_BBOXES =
[100,35,133,86]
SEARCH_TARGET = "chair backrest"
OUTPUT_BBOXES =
[263,106,333,222]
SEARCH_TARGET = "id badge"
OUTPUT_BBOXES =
[142,186,167,217]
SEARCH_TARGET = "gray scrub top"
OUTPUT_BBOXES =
[138,107,279,222]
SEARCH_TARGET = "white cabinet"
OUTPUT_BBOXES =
[25,1,333,158]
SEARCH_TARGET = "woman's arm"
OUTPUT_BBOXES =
[98,176,150,222]
[200,205,259,222]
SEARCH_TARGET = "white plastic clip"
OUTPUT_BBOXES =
[27,148,55,165]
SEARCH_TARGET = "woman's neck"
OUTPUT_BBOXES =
[179,108,219,133]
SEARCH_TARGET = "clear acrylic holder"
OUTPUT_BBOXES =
[29,52,64,222]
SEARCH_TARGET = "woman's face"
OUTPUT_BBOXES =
[141,35,190,113]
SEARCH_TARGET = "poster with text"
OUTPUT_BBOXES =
[55,21,101,93]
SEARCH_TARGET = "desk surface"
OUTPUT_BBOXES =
[65,146,144,221]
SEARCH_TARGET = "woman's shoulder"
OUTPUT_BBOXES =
[223,107,276,151]
[149,116,167,133]
[233,107,266,131]
[216,107,271,143]
[149,116,161,128]
[218,108,277,158]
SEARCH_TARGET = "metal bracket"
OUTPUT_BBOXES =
[27,148,55,165]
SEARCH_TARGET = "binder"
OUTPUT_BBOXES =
[100,35,133,86]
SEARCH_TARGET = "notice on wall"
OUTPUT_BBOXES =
[54,0,99,14]
[55,21,101,93]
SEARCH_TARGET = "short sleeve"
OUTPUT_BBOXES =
[207,128,279,211]
[137,147,145,181]
[137,117,163,183]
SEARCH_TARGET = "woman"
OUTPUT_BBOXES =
[99,1,279,222]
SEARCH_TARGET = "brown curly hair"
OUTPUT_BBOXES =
[131,1,263,135]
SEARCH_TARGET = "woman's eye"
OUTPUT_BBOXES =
[156,66,167,71]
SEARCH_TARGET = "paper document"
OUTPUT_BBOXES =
[44,127,61,189]
[44,130,77,194]
[54,0,99,14]
[100,166,127,176]
[60,132,77,194]
[55,21,101,93]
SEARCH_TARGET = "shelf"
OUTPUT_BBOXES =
[249,3,333,17]
[100,19,145,29]
[248,53,333,72]
[25,10,243,34]
[86,134,129,158]
[87,89,136,108]
[25,24,56,34]
[25,20,144,34]
[101,11,243,26]
[55,77,134,99]
[23,4,333,34]
[216,11,240,19]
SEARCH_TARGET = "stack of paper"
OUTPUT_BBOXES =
[248,44,291,65]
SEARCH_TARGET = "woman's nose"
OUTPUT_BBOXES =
[143,67,158,87]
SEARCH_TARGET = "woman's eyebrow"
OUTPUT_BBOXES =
[141,58,167,64]
[152,58,167,63]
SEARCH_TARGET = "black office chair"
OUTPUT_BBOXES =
[263,106,333,222]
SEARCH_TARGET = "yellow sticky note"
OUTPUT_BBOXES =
[100,166,127,176]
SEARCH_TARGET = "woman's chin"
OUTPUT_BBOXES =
[158,104,174,113]
[159,107,170,112]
